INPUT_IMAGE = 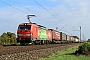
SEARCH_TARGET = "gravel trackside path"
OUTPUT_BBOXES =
[0,43,79,60]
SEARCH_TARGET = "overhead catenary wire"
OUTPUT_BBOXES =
[39,0,80,32]
[0,0,72,31]
[42,0,52,10]
[14,0,33,12]
[13,0,54,27]
[33,0,74,31]
[0,0,80,36]
[33,0,62,22]
[0,0,54,29]
[0,0,28,14]
[15,0,67,30]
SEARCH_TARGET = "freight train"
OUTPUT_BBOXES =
[17,22,81,45]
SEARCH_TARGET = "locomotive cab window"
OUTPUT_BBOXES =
[19,25,31,30]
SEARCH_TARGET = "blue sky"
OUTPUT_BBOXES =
[0,0,90,40]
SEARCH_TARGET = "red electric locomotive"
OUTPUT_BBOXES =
[17,15,52,45]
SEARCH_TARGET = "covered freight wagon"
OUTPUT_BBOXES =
[60,32,67,43]
[46,29,52,41]
[70,36,75,43]
[66,35,70,43]
[74,38,79,43]
[49,29,61,43]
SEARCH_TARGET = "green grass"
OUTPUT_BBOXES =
[38,46,90,60]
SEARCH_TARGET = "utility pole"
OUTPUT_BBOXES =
[73,26,81,42]
[83,34,84,41]
[80,26,81,42]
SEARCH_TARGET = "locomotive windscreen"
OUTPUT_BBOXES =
[19,25,31,30]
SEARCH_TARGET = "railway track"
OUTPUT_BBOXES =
[0,44,68,55]
[0,43,80,60]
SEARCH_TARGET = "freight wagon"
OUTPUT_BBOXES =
[74,38,80,43]
[66,35,70,43]
[49,29,61,43]
[60,32,67,43]
[70,36,75,43]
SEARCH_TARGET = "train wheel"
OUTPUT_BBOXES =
[32,42,35,45]
[46,40,49,44]
[41,40,44,45]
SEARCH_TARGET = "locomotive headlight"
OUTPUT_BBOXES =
[26,34,31,36]
[17,34,23,36]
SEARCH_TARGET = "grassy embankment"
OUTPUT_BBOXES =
[38,44,90,60]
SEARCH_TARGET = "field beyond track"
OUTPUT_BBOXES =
[38,45,90,60]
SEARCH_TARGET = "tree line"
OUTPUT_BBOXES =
[0,32,16,45]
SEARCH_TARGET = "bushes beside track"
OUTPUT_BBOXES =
[75,42,90,55]
[0,32,16,45]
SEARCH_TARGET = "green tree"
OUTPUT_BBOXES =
[73,36,79,39]
[87,39,90,42]
[0,32,16,45]
[10,33,16,44]
[1,32,9,44]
